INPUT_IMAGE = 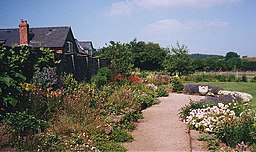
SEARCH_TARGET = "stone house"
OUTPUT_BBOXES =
[0,20,108,81]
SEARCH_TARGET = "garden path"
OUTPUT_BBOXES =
[123,93,204,151]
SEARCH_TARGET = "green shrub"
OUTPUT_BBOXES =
[64,73,78,91]
[111,128,133,142]
[156,87,169,97]
[96,141,126,152]
[216,113,254,147]
[227,75,237,82]
[171,77,184,93]
[241,75,248,82]
[120,111,143,131]
[3,111,47,150]
[91,67,112,88]
[105,87,139,115]
[137,94,158,110]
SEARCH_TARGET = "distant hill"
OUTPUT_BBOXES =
[242,57,256,62]
[190,53,224,59]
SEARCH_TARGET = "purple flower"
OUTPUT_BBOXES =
[200,95,242,103]
[184,84,223,95]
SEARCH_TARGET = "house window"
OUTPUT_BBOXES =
[67,41,73,52]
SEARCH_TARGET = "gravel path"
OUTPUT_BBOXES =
[123,93,204,152]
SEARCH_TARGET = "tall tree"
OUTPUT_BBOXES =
[225,51,240,60]
[97,41,134,74]
[225,51,241,71]
[163,43,194,76]
[129,39,168,70]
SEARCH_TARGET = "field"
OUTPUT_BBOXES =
[185,82,256,108]
[194,71,256,80]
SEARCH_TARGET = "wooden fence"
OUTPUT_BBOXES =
[194,71,256,80]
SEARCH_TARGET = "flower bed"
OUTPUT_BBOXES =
[184,84,223,95]
[180,89,256,151]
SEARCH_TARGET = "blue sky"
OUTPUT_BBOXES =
[1,0,255,56]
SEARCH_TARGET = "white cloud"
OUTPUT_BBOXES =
[142,19,230,34]
[108,0,241,16]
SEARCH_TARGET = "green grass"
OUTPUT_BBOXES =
[185,82,256,108]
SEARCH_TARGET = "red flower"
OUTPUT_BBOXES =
[128,76,141,84]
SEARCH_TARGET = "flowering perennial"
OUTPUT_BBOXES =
[218,90,253,102]
[185,103,236,133]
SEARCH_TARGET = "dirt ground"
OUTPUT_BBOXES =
[123,93,207,152]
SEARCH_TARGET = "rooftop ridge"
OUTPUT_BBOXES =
[0,26,71,30]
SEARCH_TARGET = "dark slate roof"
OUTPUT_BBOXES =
[79,41,94,50]
[75,39,89,56]
[0,26,70,48]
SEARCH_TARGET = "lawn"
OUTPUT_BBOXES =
[185,82,256,108]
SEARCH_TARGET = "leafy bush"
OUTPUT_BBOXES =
[32,67,59,89]
[64,73,78,91]
[91,67,112,88]
[180,96,255,149]
[156,87,169,97]
[96,141,126,152]
[136,94,158,110]
[111,128,133,142]
[189,74,238,82]
[0,47,58,111]
[2,111,46,150]
[105,87,139,115]
[145,73,170,85]
[171,77,184,93]
[241,75,248,82]
[216,112,254,147]
[119,111,143,131]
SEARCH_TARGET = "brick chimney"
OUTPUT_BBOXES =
[19,19,29,45]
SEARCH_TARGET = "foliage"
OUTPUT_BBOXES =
[111,127,133,142]
[191,51,256,72]
[97,41,134,74]
[119,111,143,131]
[96,141,126,152]
[180,91,255,149]
[63,73,78,91]
[185,74,238,82]
[18,83,64,121]
[215,111,254,147]
[163,43,194,76]
[105,87,139,115]
[0,47,28,108]
[32,67,59,89]
[137,94,157,110]
[198,134,220,151]
[171,77,184,93]
[2,111,46,150]
[179,100,205,120]
[145,72,170,85]
[129,39,168,70]
[241,74,248,82]
[225,51,240,60]
[156,86,169,97]
[0,46,57,110]
[91,67,112,88]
